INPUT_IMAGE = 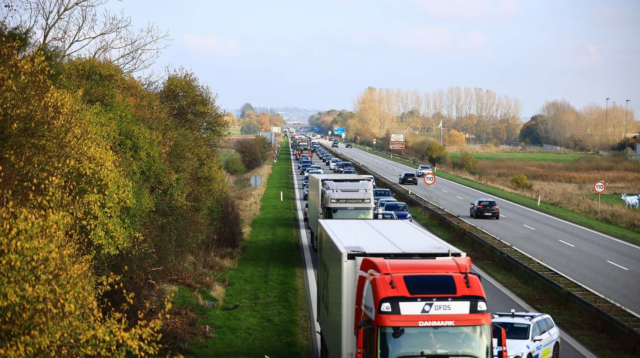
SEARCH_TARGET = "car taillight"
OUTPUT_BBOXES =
[476,206,483,208]
[493,206,499,209]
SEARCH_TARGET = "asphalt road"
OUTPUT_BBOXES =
[289,143,591,358]
[322,140,640,314]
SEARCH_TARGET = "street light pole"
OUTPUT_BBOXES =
[606,98,610,149]
[625,100,631,148]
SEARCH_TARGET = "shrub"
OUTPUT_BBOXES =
[458,152,479,174]
[424,139,449,166]
[236,138,269,170]
[224,152,247,174]
[511,173,533,190]
[444,130,466,146]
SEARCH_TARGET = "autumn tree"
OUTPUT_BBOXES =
[445,129,466,146]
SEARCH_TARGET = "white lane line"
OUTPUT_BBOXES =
[523,224,536,231]
[456,196,464,200]
[500,214,506,218]
[442,190,448,193]
[607,261,629,271]
[559,240,575,247]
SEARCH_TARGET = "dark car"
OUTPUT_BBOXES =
[323,155,332,163]
[346,142,353,148]
[299,163,311,174]
[383,202,412,221]
[336,162,353,173]
[376,211,397,220]
[343,169,357,175]
[373,189,394,205]
[303,187,309,200]
[399,172,418,185]
[332,141,339,148]
[297,159,312,170]
[470,198,500,219]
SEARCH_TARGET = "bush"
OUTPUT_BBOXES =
[224,152,247,174]
[458,152,479,174]
[424,139,449,166]
[236,137,270,170]
[511,173,533,190]
[444,130,466,146]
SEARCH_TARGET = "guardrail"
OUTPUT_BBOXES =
[321,143,640,344]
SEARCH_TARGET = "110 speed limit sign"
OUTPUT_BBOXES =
[594,181,606,194]
[424,173,436,186]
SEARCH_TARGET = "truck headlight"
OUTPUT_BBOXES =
[364,199,371,203]
[330,199,337,203]
[380,303,392,312]
[477,302,487,311]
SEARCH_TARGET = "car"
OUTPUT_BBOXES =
[345,142,353,148]
[297,159,312,170]
[307,168,323,175]
[416,164,433,177]
[343,169,357,175]
[298,154,309,162]
[303,187,309,200]
[376,211,397,220]
[329,158,342,170]
[373,188,394,205]
[299,163,311,174]
[362,175,376,188]
[376,198,397,212]
[382,202,412,221]
[492,311,561,358]
[470,198,500,219]
[323,155,332,163]
[336,162,353,173]
[399,172,418,185]
[332,141,339,148]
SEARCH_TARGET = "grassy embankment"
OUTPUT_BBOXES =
[449,151,592,162]
[353,143,640,245]
[175,140,310,357]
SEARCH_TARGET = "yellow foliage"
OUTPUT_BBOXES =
[445,129,466,146]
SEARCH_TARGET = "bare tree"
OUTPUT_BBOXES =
[444,87,455,120]
[463,87,474,117]
[4,0,170,73]
[454,86,463,119]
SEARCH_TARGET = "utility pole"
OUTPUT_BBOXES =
[625,100,631,148]
[606,98,610,149]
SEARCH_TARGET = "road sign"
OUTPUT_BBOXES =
[594,181,606,193]
[328,131,332,135]
[390,133,405,150]
[334,128,345,135]
[251,174,263,188]
[342,133,345,139]
[373,138,377,144]
[424,173,436,186]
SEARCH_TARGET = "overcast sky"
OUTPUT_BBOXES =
[113,0,639,117]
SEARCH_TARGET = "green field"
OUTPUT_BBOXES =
[448,151,593,162]
[585,193,638,207]
[227,128,241,135]
[180,140,310,357]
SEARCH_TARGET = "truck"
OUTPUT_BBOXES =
[308,174,374,251]
[317,219,509,358]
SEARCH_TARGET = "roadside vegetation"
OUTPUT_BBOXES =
[173,141,311,357]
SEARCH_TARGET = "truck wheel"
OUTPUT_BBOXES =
[320,336,328,358]
[310,232,317,252]
[552,343,560,357]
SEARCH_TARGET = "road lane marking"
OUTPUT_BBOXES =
[456,196,464,200]
[523,224,536,231]
[559,240,575,247]
[607,261,629,271]
[500,214,506,218]
[442,190,448,193]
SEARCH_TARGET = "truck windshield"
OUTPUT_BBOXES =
[325,208,373,219]
[378,325,492,358]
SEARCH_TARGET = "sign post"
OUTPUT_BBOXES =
[251,174,263,214]
[373,138,376,150]
[594,180,606,217]
[424,173,436,202]
[390,134,405,160]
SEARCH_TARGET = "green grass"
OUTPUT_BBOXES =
[183,140,310,357]
[585,193,637,207]
[227,128,241,135]
[350,143,640,245]
[448,151,593,162]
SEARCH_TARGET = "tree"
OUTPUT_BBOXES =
[241,119,259,134]
[240,103,256,118]
[519,115,547,145]
[445,129,466,146]
[424,140,449,166]
[4,0,169,73]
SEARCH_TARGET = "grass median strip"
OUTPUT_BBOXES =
[352,143,640,245]
[180,141,310,357]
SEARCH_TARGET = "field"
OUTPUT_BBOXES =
[173,141,310,357]
[448,151,593,162]
[227,127,241,135]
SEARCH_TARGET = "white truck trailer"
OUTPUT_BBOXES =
[308,174,374,251]
[317,220,501,358]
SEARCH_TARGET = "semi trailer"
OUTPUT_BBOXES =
[317,219,508,358]
[308,174,374,251]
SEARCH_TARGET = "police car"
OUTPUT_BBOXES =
[492,311,560,358]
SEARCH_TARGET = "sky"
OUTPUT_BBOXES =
[110,0,639,117]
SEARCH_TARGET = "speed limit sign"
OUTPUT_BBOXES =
[594,181,606,194]
[424,173,436,186]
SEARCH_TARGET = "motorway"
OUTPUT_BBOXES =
[323,140,640,314]
[288,143,593,358]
